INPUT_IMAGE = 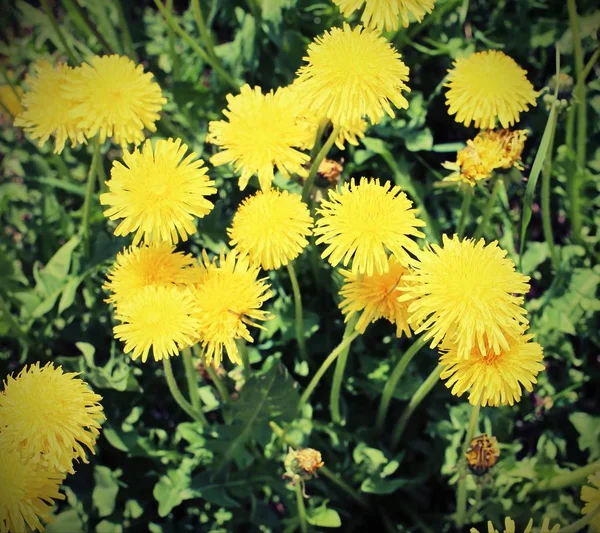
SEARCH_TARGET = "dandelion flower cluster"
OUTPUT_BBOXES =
[0,363,103,532]
[192,251,273,365]
[295,24,410,128]
[443,129,528,186]
[400,235,530,359]
[14,61,86,154]
[339,256,413,337]
[228,189,314,270]
[315,178,425,276]
[333,0,436,31]
[470,516,561,533]
[66,54,166,146]
[440,333,544,406]
[208,84,314,191]
[445,51,538,129]
[581,471,600,531]
[101,138,216,245]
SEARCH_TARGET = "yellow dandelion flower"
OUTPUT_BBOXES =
[65,54,166,146]
[339,256,413,337]
[228,189,314,270]
[399,235,530,359]
[294,24,410,128]
[314,178,425,276]
[104,242,200,308]
[333,0,436,31]
[14,61,86,154]
[443,129,528,186]
[445,51,538,129]
[470,516,561,533]
[334,117,368,150]
[0,446,65,533]
[440,333,544,407]
[207,84,313,191]
[114,285,200,363]
[100,138,216,245]
[581,471,600,531]
[192,251,273,366]
[0,362,104,474]
[0,83,23,120]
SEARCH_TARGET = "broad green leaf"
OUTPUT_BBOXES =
[95,520,123,533]
[307,504,342,528]
[569,412,600,459]
[153,457,197,517]
[92,466,121,518]
[45,509,83,533]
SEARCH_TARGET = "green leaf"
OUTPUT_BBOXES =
[92,465,121,518]
[213,361,299,471]
[153,457,197,517]
[45,509,84,533]
[96,520,123,533]
[569,412,600,460]
[307,504,342,528]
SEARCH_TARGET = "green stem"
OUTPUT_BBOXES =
[182,348,203,414]
[162,357,205,422]
[60,0,115,55]
[567,0,584,166]
[205,360,232,423]
[534,459,600,492]
[40,0,78,64]
[457,187,473,238]
[390,365,442,448]
[286,262,308,362]
[375,336,428,434]
[81,138,101,257]
[309,122,327,161]
[154,0,238,90]
[474,177,502,240]
[301,125,341,204]
[238,340,251,379]
[319,466,370,509]
[455,402,482,528]
[561,504,600,533]
[295,479,308,533]
[115,0,138,61]
[166,0,180,79]
[298,330,361,411]
[191,0,217,59]
[541,126,559,269]
[329,316,359,424]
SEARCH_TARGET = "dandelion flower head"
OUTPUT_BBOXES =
[399,235,530,359]
[65,54,165,146]
[228,189,314,270]
[333,0,436,31]
[0,445,65,533]
[443,129,528,187]
[315,178,425,276]
[0,362,104,474]
[440,332,544,407]
[339,256,413,337]
[104,242,200,308]
[581,471,600,531]
[295,24,410,128]
[445,51,538,129]
[208,84,313,191]
[100,138,216,245]
[114,285,201,363]
[192,251,273,366]
[14,61,86,154]
[470,516,561,533]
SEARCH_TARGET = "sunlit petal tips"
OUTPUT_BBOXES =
[0,363,104,474]
[314,178,425,276]
[14,61,86,154]
[581,472,600,532]
[400,235,530,359]
[100,138,216,245]
[228,189,314,270]
[470,516,561,533]
[439,333,544,407]
[333,0,437,31]
[65,54,166,146]
[294,24,411,128]
[445,50,538,129]
[113,285,201,363]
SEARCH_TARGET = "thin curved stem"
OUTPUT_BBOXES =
[541,126,558,270]
[162,357,205,423]
[40,0,78,64]
[474,177,502,240]
[287,262,308,361]
[115,0,138,61]
[192,0,217,60]
[457,187,473,238]
[330,316,359,424]
[82,138,101,257]
[534,459,600,492]
[238,340,251,379]
[295,479,308,533]
[390,365,442,448]
[205,361,232,424]
[298,330,361,412]
[375,336,428,434]
[301,125,341,204]
[182,348,206,422]
[561,504,600,533]
[320,465,370,509]
[166,0,180,79]
[60,0,115,55]
[455,402,481,528]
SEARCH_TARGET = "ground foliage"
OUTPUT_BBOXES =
[0,0,599,532]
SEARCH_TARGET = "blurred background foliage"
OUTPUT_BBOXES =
[0,0,599,532]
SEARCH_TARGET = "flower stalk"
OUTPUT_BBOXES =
[40,0,78,65]
[302,125,341,204]
[329,316,359,424]
[295,482,308,533]
[162,357,205,423]
[457,186,473,238]
[473,177,502,240]
[533,459,600,492]
[82,138,101,257]
[287,262,308,361]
